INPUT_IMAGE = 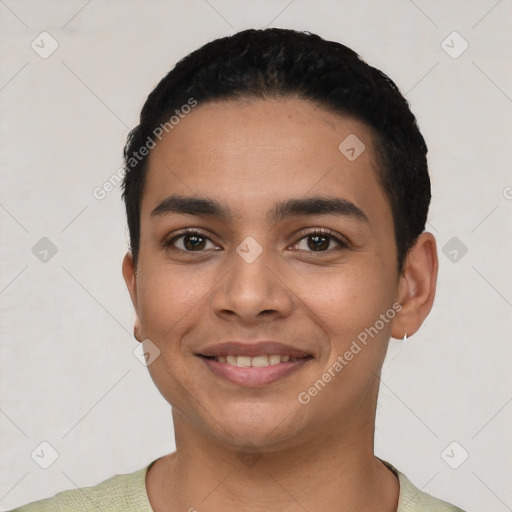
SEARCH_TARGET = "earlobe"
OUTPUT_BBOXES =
[391,232,438,340]
[133,323,142,342]
[122,251,142,342]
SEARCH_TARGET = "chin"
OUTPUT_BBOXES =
[205,405,306,451]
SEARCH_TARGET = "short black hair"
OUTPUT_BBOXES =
[122,28,430,273]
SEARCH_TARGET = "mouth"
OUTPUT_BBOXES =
[196,347,314,386]
[201,354,309,366]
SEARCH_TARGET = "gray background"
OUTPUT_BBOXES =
[1,0,511,510]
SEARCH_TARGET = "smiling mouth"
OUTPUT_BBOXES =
[200,354,312,366]
[197,353,314,386]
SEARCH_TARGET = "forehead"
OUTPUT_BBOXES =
[141,97,391,226]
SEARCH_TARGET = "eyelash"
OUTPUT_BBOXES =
[163,227,349,255]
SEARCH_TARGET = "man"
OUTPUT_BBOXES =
[11,28,465,511]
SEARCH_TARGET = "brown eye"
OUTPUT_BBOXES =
[307,234,331,251]
[165,230,218,252]
[292,229,348,253]
[182,233,207,251]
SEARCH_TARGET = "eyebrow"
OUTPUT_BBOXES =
[150,194,370,225]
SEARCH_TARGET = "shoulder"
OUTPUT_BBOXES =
[391,465,466,512]
[7,464,153,512]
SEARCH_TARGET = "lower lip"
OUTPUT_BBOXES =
[199,356,312,386]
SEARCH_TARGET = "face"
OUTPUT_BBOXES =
[123,97,424,452]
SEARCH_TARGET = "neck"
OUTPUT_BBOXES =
[146,409,399,512]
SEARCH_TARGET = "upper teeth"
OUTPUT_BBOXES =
[215,355,291,366]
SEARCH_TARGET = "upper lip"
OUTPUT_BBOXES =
[197,341,313,358]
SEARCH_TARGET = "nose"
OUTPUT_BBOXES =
[211,242,293,325]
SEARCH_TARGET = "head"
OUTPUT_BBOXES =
[121,28,437,452]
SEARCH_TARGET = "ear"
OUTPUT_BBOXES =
[391,232,438,339]
[122,251,142,342]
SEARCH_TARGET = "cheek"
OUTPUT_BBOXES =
[136,267,211,407]
[137,265,211,341]
[303,262,395,350]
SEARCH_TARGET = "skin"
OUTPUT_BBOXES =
[122,97,438,512]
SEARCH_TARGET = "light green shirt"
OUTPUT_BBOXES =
[8,459,465,511]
